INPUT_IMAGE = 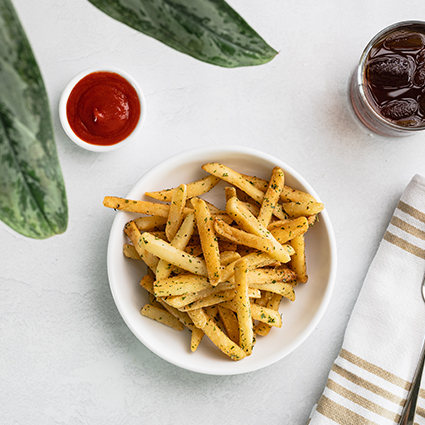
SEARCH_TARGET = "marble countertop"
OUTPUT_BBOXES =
[2,1,425,423]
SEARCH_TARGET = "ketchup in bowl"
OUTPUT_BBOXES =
[66,71,141,146]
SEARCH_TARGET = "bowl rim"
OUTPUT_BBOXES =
[106,145,337,375]
[59,66,146,152]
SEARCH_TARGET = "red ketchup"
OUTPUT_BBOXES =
[66,71,141,146]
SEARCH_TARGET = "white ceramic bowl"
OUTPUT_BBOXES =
[59,67,146,152]
[106,145,337,375]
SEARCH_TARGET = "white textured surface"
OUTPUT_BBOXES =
[1,1,425,423]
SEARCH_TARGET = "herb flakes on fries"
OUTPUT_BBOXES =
[104,162,324,361]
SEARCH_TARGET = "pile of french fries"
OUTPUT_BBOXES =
[104,162,324,361]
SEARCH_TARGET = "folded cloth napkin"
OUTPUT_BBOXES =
[308,174,425,425]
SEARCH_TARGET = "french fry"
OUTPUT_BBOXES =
[191,197,221,285]
[180,290,237,311]
[124,222,159,271]
[246,268,296,284]
[141,304,184,331]
[241,174,316,204]
[249,282,295,301]
[191,327,204,351]
[234,259,253,355]
[156,212,196,280]
[257,167,285,228]
[202,162,265,203]
[187,309,246,361]
[103,196,192,217]
[221,301,282,328]
[242,201,261,217]
[138,232,208,276]
[139,266,196,329]
[145,175,221,202]
[140,274,155,293]
[281,187,316,204]
[282,201,324,218]
[202,163,287,220]
[214,217,274,253]
[220,251,280,283]
[290,235,308,283]
[226,197,293,263]
[164,282,235,309]
[269,217,309,244]
[159,301,195,330]
[225,186,237,201]
[218,305,239,344]
[123,243,140,260]
[133,216,167,231]
[154,274,211,297]
[165,183,187,241]
[220,250,241,266]
[254,293,283,336]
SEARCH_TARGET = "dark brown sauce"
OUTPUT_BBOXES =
[364,25,425,127]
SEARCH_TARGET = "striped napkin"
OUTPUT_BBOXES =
[308,174,425,425]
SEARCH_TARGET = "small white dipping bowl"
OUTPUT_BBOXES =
[106,145,337,375]
[59,67,146,152]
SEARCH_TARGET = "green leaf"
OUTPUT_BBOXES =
[0,0,68,239]
[88,0,278,67]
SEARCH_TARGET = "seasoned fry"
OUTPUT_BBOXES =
[282,201,324,218]
[202,163,287,220]
[191,197,221,285]
[133,216,167,231]
[249,282,295,300]
[281,187,316,204]
[220,251,280,283]
[254,293,283,336]
[154,274,211,297]
[138,232,208,276]
[246,268,296,284]
[241,173,316,204]
[214,217,274,253]
[104,196,192,217]
[156,212,196,280]
[257,167,285,228]
[145,175,221,202]
[221,301,282,328]
[219,250,241,266]
[165,183,187,241]
[123,243,140,260]
[218,305,239,344]
[124,222,159,270]
[290,235,308,283]
[226,197,293,263]
[164,282,235,309]
[191,327,204,351]
[187,309,246,361]
[180,290,238,311]
[159,301,195,330]
[202,162,265,203]
[140,274,155,293]
[225,186,237,201]
[268,217,309,244]
[141,304,184,331]
[234,259,253,355]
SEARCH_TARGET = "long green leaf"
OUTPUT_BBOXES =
[0,0,68,239]
[88,0,278,67]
